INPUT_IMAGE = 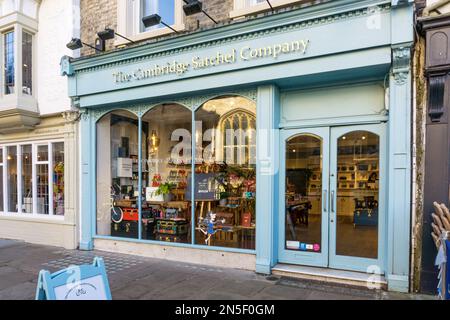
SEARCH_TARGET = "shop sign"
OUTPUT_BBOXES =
[35,257,112,300]
[112,39,310,84]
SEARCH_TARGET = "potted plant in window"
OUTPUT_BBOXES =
[155,182,176,202]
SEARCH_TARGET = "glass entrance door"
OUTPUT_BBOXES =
[279,124,385,273]
[328,124,385,272]
[278,127,330,267]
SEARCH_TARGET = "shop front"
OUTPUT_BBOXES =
[62,0,414,292]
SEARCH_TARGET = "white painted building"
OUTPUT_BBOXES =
[0,0,81,249]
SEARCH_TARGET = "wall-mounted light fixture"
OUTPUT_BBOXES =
[66,38,104,53]
[142,14,179,33]
[182,0,218,24]
[97,28,135,44]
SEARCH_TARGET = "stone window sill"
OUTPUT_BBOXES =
[230,0,307,19]
[114,24,186,47]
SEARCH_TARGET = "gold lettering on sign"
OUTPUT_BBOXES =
[113,39,310,83]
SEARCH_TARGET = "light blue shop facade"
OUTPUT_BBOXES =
[62,0,414,292]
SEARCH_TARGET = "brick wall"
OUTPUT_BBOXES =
[80,0,117,56]
[79,0,330,57]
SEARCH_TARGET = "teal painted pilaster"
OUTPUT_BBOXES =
[255,85,280,274]
[79,109,94,250]
[386,1,414,293]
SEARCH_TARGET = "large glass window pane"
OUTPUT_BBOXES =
[0,165,3,212]
[36,164,49,214]
[142,0,175,31]
[0,148,3,212]
[52,142,64,215]
[142,104,192,243]
[37,145,48,161]
[7,146,17,212]
[194,96,256,249]
[4,31,14,95]
[285,135,322,253]
[335,131,379,259]
[97,111,140,238]
[22,31,32,95]
[21,145,32,213]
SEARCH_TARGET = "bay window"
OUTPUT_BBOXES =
[0,141,65,216]
[22,30,32,95]
[117,0,184,44]
[4,30,14,95]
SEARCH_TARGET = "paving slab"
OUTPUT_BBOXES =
[0,240,438,300]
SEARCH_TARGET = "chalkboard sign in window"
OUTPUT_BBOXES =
[185,173,217,200]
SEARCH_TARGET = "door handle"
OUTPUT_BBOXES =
[331,190,335,213]
[323,190,327,211]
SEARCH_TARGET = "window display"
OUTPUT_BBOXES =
[142,104,192,243]
[0,141,64,215]
[95,96,256,250]
[194,97,256,249]
[7,146,17,212]
[96,111,142,238]
[0,148,3,212]
[52,142,65,215]
[22,145,32,213]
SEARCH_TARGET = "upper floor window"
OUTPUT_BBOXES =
[4,30,14,95]
[231,0,305,18]
[22,30,32,95]
[142,0,175,32]
[117,0,184,44]
[0,0,38,103]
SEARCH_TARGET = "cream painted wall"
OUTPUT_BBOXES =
[37,0,80,115]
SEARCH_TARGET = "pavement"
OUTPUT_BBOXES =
[0,239,436,300]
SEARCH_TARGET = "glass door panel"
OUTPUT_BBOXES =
[335,131,379,259]
[329,124,385,273]
[279,127,329,267]
[285,135,323,253]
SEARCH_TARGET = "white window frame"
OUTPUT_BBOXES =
[0,10,38,111]
[231,0,307,19]
[0,140,64,219]
[116,0,185,46]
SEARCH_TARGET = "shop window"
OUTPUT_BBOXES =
[7,146,18,212]
[117,0,184,44]
[95,98,256,250]
[4,30,14,95]
[21,145,32,213]
[52,142,65,216]
[194,96,256,249]
[96,111,142,238]
[36,144,49,214]
[142,104,192,243]
[0,141,65,216]
[0,148,3,212]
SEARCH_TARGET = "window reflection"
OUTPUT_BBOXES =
[194,96,256,249]
[4,31,14,95]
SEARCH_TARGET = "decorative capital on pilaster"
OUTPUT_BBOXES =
[71,96,80,109]
[80,108,90,121]
[392,46,412,85]
[62,110,81,123]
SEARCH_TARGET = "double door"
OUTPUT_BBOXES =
[279,124,386,273]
